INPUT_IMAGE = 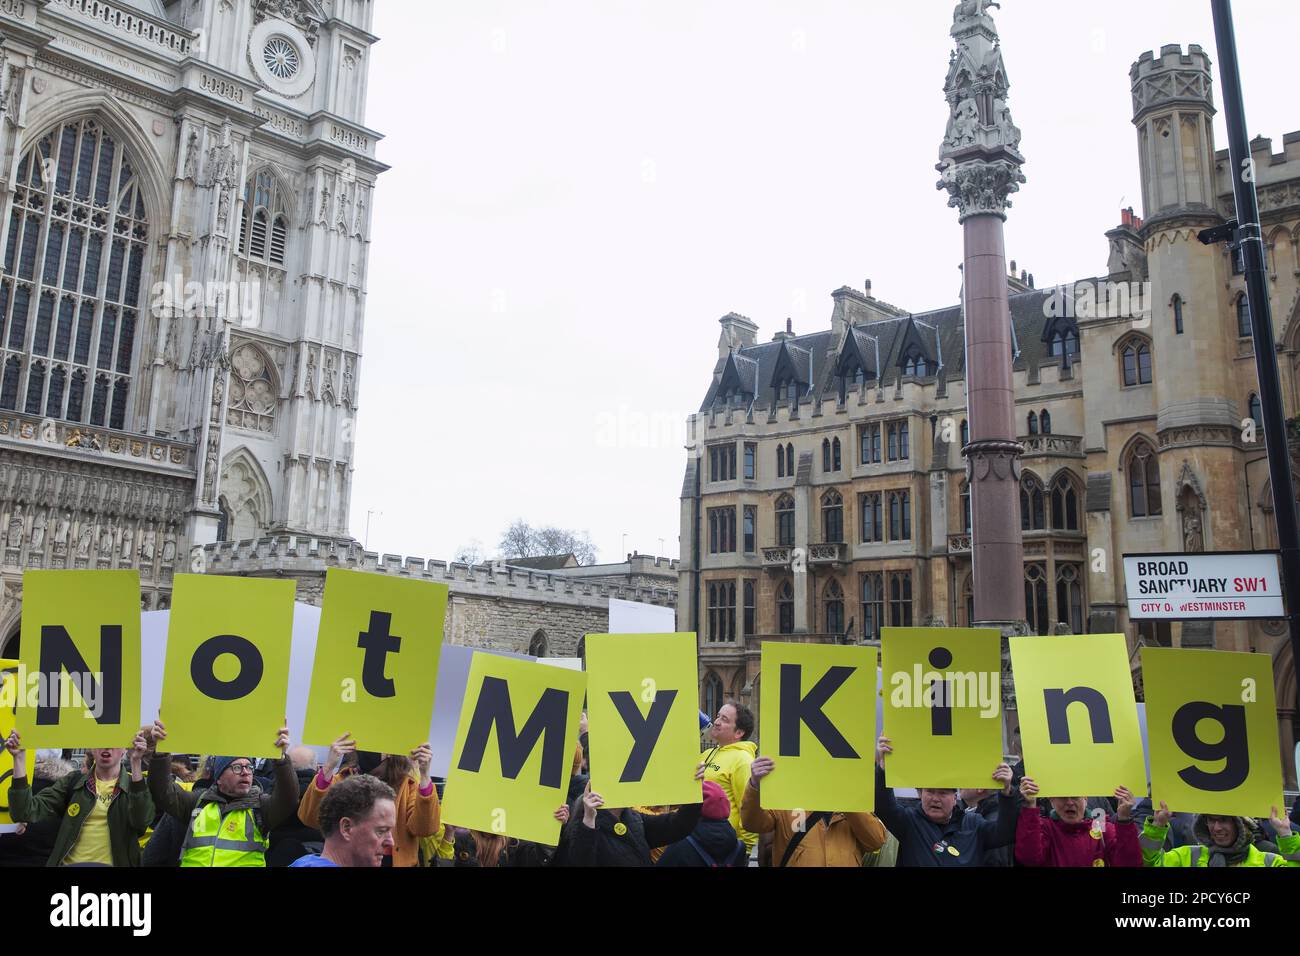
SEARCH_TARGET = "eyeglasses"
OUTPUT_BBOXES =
[226,763,255,776]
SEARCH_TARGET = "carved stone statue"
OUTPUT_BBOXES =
[998,106,1022,151]
[76,524,92,559]
[1182,510,1204,553]
[184,128,200,181]
[99,526,114,555]
[954,0,999,26]
[343,358,354,404]
[120,526,135,561]
[162,534,177,563]
[6,508,23,549]
[55,512,71,551]
[30,511,46,549]
[945,97,981,149]
[141,529,156,563]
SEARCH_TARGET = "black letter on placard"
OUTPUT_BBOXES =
[1043,687,1113,744]
[1172,701,1250,792]
[778,663,859,758]
[608,689,678,783]
[928,647,954,737]
[37,625,122,726]
[191,635,264,701]
[457,676,569,788]
[357,611,400,698]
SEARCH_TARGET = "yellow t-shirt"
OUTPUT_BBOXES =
[63,777,117,867]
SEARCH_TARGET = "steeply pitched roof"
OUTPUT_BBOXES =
[506,554,579,570]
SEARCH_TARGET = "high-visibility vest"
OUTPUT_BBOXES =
[180,802,268,868]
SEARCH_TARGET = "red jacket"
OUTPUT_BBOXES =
[1015,809,1141,868]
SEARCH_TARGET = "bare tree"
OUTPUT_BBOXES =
[453,539,486,565]
[497,519,539,559]
[497,520,598,565]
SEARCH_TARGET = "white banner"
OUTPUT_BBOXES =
[1123,552,1285,619]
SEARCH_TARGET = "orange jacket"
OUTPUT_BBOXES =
[740,783,886,867]
[298,768,440,868]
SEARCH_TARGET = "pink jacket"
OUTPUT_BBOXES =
[1015,809,1142,868]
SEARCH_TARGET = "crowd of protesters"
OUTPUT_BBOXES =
[3,698,1298,868]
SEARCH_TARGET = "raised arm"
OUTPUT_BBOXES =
[1013,776,1052,866]
[146,720,199,821]
[872,737,908,840]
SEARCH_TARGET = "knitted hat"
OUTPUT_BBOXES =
[701,780,731,821]
[212,756,251,780]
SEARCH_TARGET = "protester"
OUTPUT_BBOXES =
[741,756,886,867]
[4,730,152,867]
[557,780,702,866]
[0,750,75,868]
[290,775,396,867]
[1015,776,1141,867]
[450,807,568,867]
[656,781,748,867]
[298,733,438,867]
[874,735,1018,867]
[699,700,758,854]
[958,781,1019,867]
[266,747,327,867]
[1140,801,1298,867]
[148,719,299,868]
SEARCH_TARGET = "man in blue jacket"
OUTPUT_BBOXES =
[874,734,1018,867]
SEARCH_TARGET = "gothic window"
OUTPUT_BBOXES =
[1028,411,1039,435]
[960,574,974,628]
[861,572,884,641]
[961,481,972,533]
[2,119,148,430]
[1024,564,1049,635]
[775,494,795,547]
[1236,295,1252,338]
[707,581,736,642]
[702,671,724,718]
[227,343,277,433]
[1050,473,1080,531]
[1248,393,1263,430]
[776,444,785,478]
[888,571,913,627]
[708,444,736,482]
[960,419,969,447]
[785,443,794,476]
[777,580,794,635]
[887,420,910,461]
[822,438,832,472]
[1020,474,1046,531]
[1126,439,1162,518]
[1049,329,1080,361]
[240,169,289,267]
[743,580,756,636]
[824,579,844,635]
[822,490,843,543]
[528,631,548,658]
[1120,337,1153,386]
[832,437,841,471]
[707,507,736,554]
[902,352,930,377]
[1040,410,1052,434]
[743,442,756,480]
[1055,564,1084,635]
[888,490,911,541]
[860,492,883,543]
[1172,295,1184,334]
[743,505,756,553]
[860,423,882,464]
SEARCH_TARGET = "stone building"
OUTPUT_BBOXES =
[0,0,382,651]
[678,42,1299,787]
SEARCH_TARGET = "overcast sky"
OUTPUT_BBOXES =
[347,0,1300,565]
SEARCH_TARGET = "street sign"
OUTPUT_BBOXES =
[1123,552,1285,620]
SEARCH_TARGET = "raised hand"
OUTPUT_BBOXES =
[554,805,570,825]
[876,735,893,769]
[410,743,433,782]
[1154,800,1172,827]
[581,780,604,828]
[1019,775,1039,807]
[324,732,356,779]
[578,711,588,736]
[274,721,291,756]
[3,729,23,781]
[1270,806,1292,839]
[750,756,775,788]
[1114,786,1136,823]
[992,763,1013,795]
[149,718,167,747]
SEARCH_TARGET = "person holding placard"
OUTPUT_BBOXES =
[147,719,299,868]
[874,736,1018,867]
[4,729,153,867]
[557,779,702,867]
[297,732,438,868]
[1015,776,1141,868]
[699,701,758,854]
[656,781,748,868]
[740,756,886,868]
[1139,801,1298,867]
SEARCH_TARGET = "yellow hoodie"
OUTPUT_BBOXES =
[700,740,758,851]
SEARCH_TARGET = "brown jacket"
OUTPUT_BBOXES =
[298,767,440,867]
[740,782,886,867]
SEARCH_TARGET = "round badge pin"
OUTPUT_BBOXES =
[1092,858,1106,867]
[1090,828,1103,840]
[947,845,960,857]
[67,803,81,818]
[614,822,628,836]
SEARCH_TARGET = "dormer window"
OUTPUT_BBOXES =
[903,354,931,378]
[1049,330,1079,361]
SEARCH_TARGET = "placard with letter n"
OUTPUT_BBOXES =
[16,570,142,748]
[1141,647,1282,818]
[159,574,295,757]
[303,569,449,753]
[881,627,1003,789]
[442,654,585,846]
[1010,633,1146,798]
[586,632,701,808]
[758,642,874,812]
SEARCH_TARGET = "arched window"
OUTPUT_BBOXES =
[1248,393,1263,430]
[240,168,289,267]
[2,118,148,429]
[832,437,841,471]
[702,672,724,721]
[822,490,843,543]
[961,481,972,533]
[1050,473,1080,531]
[903,352,930,377]
[861,572,883,641]
[777,580,794,634]
[1027,411,1039,435]
[1120,337,1153,386]
[960,419,969,447]
[785,443,794,476]
[1172,295,1184,335]
[775,494,795,547]
[1055,564,1083,635]
[888,490,911,541]
[707,581,736,642]
[1024,564,1049,635]
[824,579,844,635]
[822,438,831,472]
[1050,329,1080,361]
[960,574,974,628]
[776,444,785,478]
[1020,475,1046,531]
[1126,439,1162,517]
[528,630,548,658]
[1236,294,1252,338]
[1040,410,1052,434]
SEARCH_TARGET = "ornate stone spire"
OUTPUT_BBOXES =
[937,0,1026,221]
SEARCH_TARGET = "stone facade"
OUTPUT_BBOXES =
[679,42,1299,787]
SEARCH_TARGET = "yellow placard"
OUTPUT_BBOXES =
[881,627,1004,789]
[1,659,35,827]
[441,654,585,846]
[15,571,142,749]
[585,633,701,808]
[159,574,295,757]
[1142,647,1283,818]
[303,569,448,753]
[1010,634,1146,798]
[757,642,874,812]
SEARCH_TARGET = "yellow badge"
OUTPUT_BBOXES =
[614,822,628,836]
[1092,858,1106,867]
[1090,828,1103,840]
[67,802,81,818]
[947,845,960,857]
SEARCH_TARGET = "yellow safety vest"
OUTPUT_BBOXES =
[180,802,268,868]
